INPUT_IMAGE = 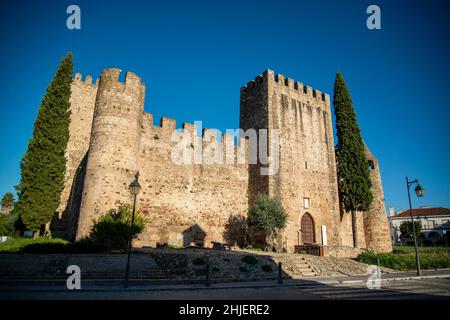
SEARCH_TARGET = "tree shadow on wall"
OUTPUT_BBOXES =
[223,215,247,247]
[50,153,88,241]
[183,224,206,248]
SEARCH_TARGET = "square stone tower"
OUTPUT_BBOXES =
[240,70,341,252]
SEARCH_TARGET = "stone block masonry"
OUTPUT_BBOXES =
[54,67,392,255]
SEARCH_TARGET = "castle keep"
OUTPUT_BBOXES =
[54,68,392,255]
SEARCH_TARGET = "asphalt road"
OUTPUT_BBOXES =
[2,278,450,300]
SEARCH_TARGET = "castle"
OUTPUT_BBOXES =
[53,68,392,256]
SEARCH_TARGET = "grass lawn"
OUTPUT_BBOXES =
[357,245,450,270]
[0,237,69,253]
[393,245,450,254]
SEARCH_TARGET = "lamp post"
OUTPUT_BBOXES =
[406,176,425,276]
[124,172,141,288]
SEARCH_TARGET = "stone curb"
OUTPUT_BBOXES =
[1,272,449,293]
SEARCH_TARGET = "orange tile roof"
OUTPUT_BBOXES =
[394,207,450,218]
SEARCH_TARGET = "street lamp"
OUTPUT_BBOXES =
[406,177,424,276]
[124,171,141,288]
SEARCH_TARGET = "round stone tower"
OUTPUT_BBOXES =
[75,68,145,239]
[363,146,393,253]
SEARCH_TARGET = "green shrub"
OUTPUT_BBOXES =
[241,255,258,265]
[192,257,206,265]
[248,194,287,239]
[90,203,146,250]
[261,264,273,272]
[239,266,249,272]
[0,212,19,237]
[356,249,450,271]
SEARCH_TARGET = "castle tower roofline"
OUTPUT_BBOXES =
[241,69,330,103]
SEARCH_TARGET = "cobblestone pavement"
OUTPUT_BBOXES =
[2,278,449,300]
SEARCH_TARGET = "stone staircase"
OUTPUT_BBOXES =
[274,255,318,278]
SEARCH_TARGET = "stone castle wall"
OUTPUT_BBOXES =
[56,67,392,254]
[135,115,250,247]
[56,73,98,239]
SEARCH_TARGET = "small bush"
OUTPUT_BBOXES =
[261,264,273,272]
[192,257,206,265]
[241,255,258,265]
[90,203,146,250]
[239,266,249,272]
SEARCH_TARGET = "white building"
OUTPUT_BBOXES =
[388,206,450,245]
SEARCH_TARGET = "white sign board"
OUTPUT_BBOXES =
[321,225,328,246]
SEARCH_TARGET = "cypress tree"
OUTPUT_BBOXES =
[16,53,73,235]
[333,72,373,247]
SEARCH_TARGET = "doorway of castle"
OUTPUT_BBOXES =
[301,213,315,244]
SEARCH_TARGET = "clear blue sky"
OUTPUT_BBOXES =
[0,0,449,212]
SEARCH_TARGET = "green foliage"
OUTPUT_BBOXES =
[241,255,258,265]
[0,211,20,236]
[239,266,249,273]
[400,221,422,239]
[168,243,184,249]
[333,72,373,213]
[0,237,69,253]
[192,257,206,265]
[0,237,106,254]
[90,203,146,250]
[1,192,15,209]
[16,53,73,232]
[356,248,450,270]
[248,194,287,238]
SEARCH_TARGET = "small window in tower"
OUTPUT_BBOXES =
[303,197,310,209]
[305,161,308,170]
[368,160,375,170]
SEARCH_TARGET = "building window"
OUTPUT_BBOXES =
[303,197,310,209]
[428,220,435,229]
[368,160,375,170]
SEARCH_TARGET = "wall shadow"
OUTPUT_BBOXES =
[182,224,206,247]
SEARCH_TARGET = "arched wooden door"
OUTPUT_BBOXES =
[301,213,315,244]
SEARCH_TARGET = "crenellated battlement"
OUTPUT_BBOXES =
[97,68,145,96]
[73,72,98,85]
[241,69,330,103]
[140,112,249,165]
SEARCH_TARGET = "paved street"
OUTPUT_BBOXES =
[2,277,449,300]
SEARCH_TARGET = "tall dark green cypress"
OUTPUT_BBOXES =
[16,53,73,235]
[333,72,373,247]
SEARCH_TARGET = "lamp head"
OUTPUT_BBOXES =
[414,183,425,198]
[129,172,141,196]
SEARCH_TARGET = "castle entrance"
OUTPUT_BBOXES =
[301,213,315,244]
